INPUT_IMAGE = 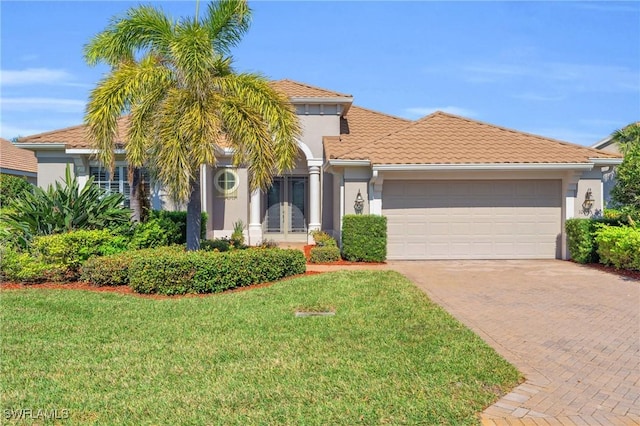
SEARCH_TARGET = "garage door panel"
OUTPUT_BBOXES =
[383,180,562,260]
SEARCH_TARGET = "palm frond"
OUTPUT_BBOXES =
[84,5,174,67]
[204,0,251,55]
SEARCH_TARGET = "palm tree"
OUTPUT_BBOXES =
[84,0,300,250]
[610,122,640,155]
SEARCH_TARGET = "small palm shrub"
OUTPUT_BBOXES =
[231,220,245,247]
[3,165,131,246]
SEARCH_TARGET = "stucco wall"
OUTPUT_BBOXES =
[207,165,249,238]
[344,180,370,215]
[575,168,605,217]
[298,115,340,158]
[36,155,74,188]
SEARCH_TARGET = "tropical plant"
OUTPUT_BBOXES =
[610,122,640,155]
[3,165,131,245]
[84,0,300,250]
[231,219,245,247]
[611,143,640,209]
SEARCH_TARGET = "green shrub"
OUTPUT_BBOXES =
[129,217,181,249]
[310,230,335,246]
[149,210,207,244]
[0,174,32,207]
[29,229,127,281]
[80,252,132,286]
[79,246,184,286]
[341,215,387,262]
[129,248,306,295]
[595,226,640,271]
[200,238,231,252]
[565,218,631,263]
[309,245,341,263]
[0,245,55,283]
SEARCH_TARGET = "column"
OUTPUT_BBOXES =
[248,189,262,246]
[308,165,321,244]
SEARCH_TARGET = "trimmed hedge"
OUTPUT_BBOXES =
[309,245,341,263]
[80,246,184,286]
[149,210,207,243]
[341,215,387,262]
[129,248,306,295]
[595,226,640,271]
[565,218,631,264]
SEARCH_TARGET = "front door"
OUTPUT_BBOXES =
[264,176,308,239]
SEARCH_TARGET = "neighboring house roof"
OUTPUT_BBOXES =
[324,106,411,158]
[591,136,615,151]
[326,111,622,165]
[0,137,37,174]
[271,79,352,98]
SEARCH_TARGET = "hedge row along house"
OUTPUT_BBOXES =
[15,79,623,260]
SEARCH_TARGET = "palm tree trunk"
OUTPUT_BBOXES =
[186,169,202,251]
[129,166,142,222]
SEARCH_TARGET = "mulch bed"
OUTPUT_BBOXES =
[0,271,323,300]
[575,262,640,281]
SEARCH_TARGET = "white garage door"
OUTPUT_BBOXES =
[383,180,562,260]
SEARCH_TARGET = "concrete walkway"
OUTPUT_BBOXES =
[307,260,640,425]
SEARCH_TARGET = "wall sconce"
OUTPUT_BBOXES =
[582,188,595,214]
[354,190,364,215]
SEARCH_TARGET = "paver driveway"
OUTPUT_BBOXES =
[389,260,640,425]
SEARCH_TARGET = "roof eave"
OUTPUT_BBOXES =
[589,157,623,166]
[13,143,67,151]
[590,136,613,150]
[372,163,596,172]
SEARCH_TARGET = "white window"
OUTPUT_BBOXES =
[89,165,149,208]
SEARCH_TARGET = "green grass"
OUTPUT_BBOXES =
[1,271,521,425]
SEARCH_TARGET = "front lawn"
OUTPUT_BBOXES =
[1,271,520,425]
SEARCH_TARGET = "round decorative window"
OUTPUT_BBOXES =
[214,169,239,195]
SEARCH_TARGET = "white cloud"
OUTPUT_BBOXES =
[404,106,478,118]
[1,97,85,113]
[0,68,75,86]
[462,62,640,93]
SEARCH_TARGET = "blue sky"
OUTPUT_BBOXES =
[1,1,638,146]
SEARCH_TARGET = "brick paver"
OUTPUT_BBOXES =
[389,260,639,425]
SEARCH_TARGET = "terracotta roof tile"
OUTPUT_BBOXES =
[334,112,622,164]
[270,79,352,98]
[324,106,411,158]
[0,138,37,174]
[16,116,130,149]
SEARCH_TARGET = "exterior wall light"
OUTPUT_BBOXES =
[354,190,364,215]
[582,188,595,214]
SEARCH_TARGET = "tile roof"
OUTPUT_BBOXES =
[324,106,412,158]
[16,80,352,149]
[0,138,37,174]
[17,116,130,149]
[271,79,352,98]
[330,111,622,164]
